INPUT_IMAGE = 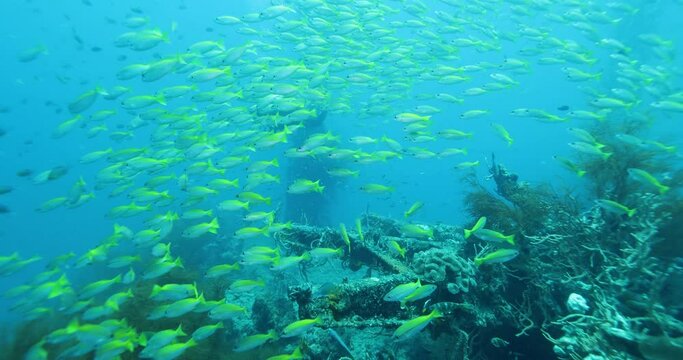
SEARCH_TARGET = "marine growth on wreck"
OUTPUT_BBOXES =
[0,1,682,360]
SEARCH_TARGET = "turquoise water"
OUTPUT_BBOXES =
[1,1,682,359]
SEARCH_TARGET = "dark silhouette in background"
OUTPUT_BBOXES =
[283,110,334,226]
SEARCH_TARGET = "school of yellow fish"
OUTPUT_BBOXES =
[2,0,681,359]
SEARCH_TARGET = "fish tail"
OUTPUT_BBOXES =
[150,284,161,298]
[155,94,167,106]
[209,218,220,234]
[506,235,516,245]
[430,308,443,318]
[66,318,80,333]
[105,299,119,312]
[138,333,147,347]
[176,324,187,337]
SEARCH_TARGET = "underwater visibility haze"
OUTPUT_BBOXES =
[1,0,683,359]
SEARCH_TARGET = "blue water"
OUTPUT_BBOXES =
[1,0,682,359]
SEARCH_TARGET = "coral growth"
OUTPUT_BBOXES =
[412,248,475,288]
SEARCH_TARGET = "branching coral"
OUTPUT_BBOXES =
[535,191,682,360]
[463,156,580,237]
[459,146,682,360]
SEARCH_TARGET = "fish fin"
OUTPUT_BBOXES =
[506,235,516,246]
[176,324,186,337]
[138,332,147,347]
[155,94,167,106]
[150,284,161,298]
